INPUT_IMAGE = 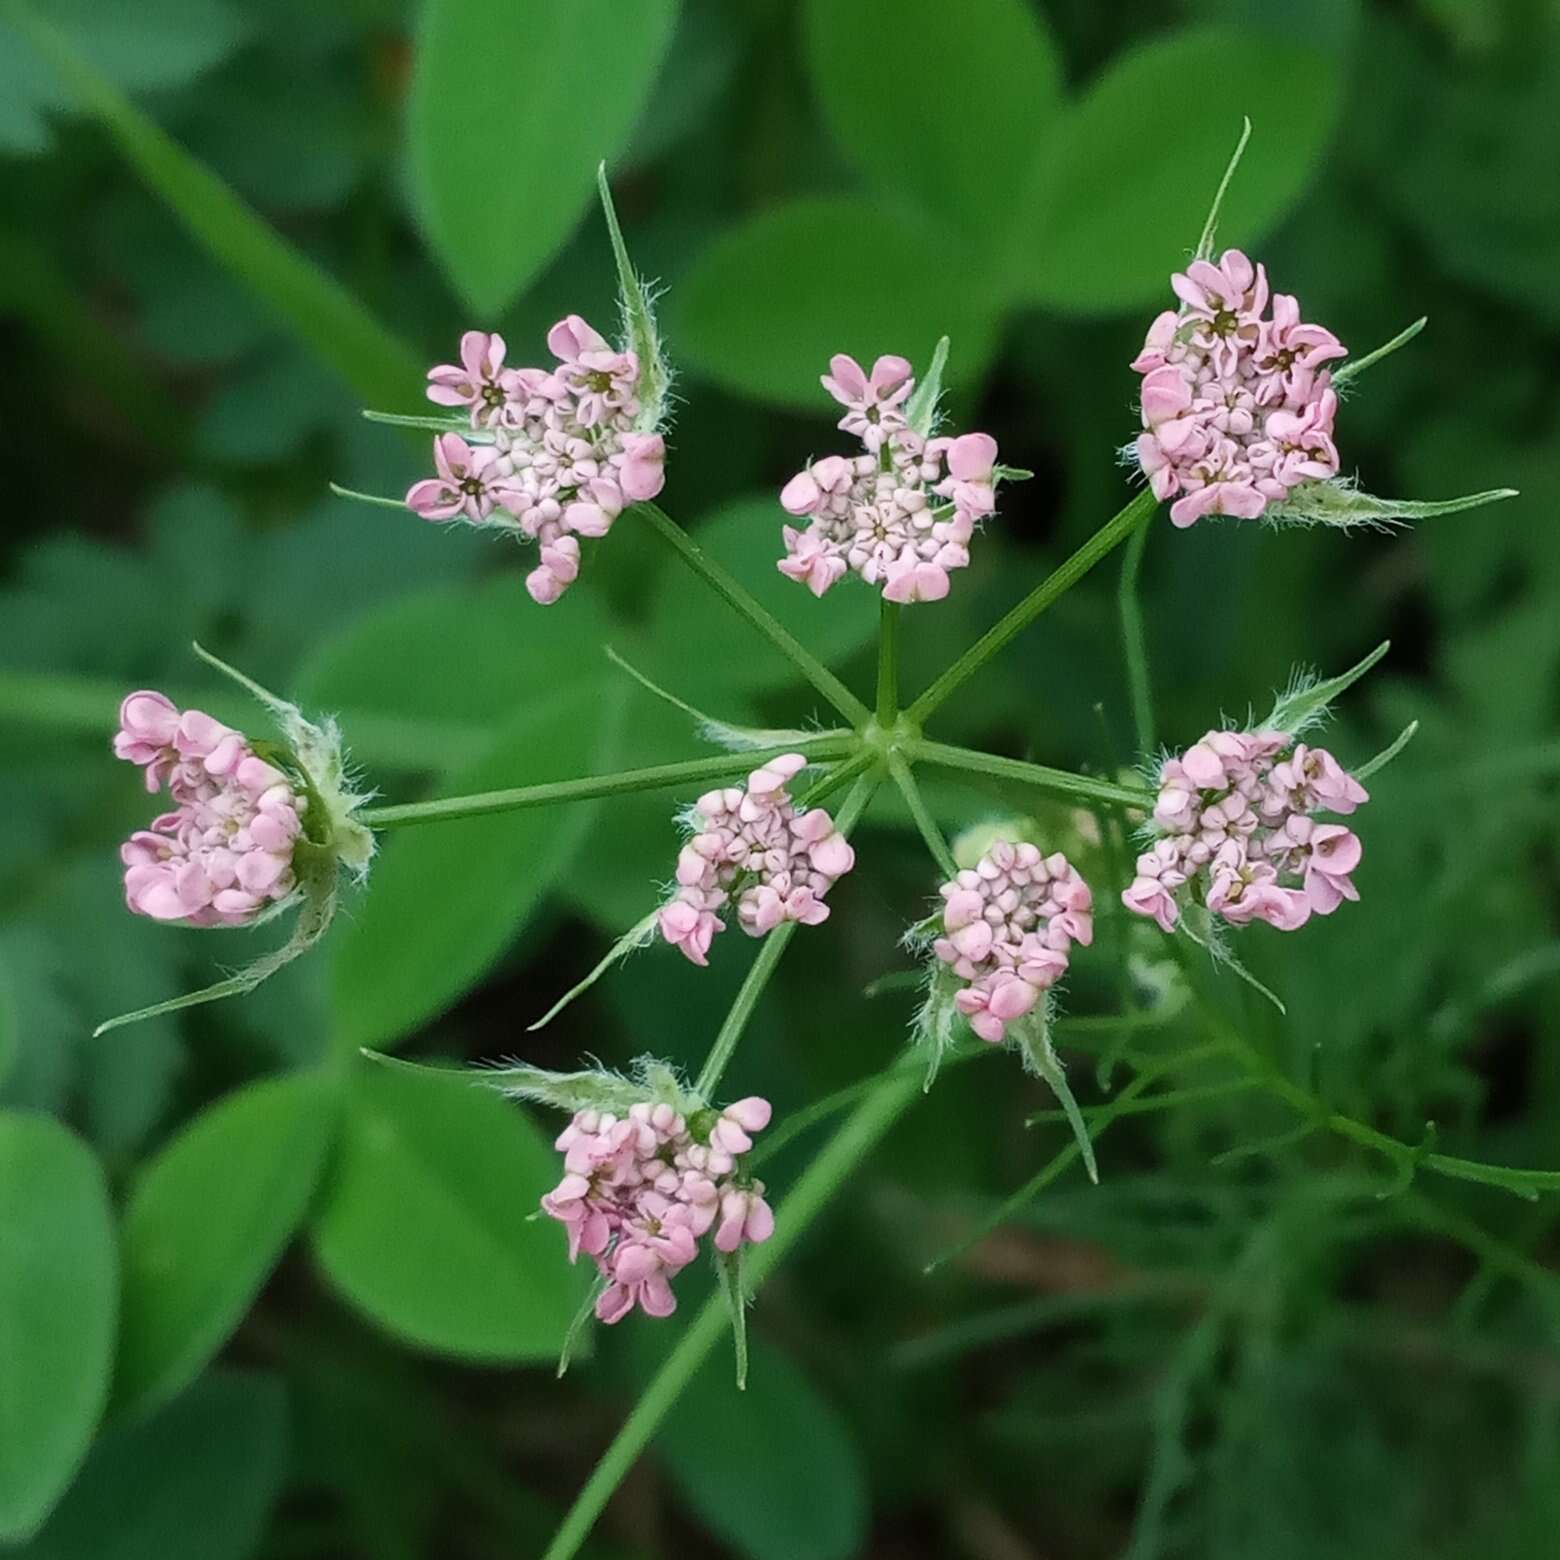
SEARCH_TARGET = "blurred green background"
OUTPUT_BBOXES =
[2,0,1559,1556]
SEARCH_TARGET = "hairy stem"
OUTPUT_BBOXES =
[693,770,879,1099]
[887,752,958,879]
[904,489,1157,724]
[357,738,854,829]
[1119,519,1155,756]
[539,1059,924,1560]
[907,739,1153,811]
[635,502,871,726]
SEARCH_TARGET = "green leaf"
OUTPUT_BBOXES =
[328,693,614,1054]
[311,1060,582,1360]
[638,1333,868,1560]
[409,0,680,317]
[674,197,1002,408]
[644,496,880,695]
[296,575,615,756]
[0,1114,116,1542]
[114,1071,339,1419]
[1010,27,1343,313]
[3,0,422,404]
[803,0,1062,234]
[11,1371,287,1560]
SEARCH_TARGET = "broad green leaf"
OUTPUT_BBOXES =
[297,575,613,738]
[644,497,879,695]
[0,1114,116,1542]
[674,197,1002,408]
[114,1071,339,1419]
[803,0,1062,234]
[409,0,680,317]
[311,1060,582,1360]
[639,1333,867,1560]
[1010,27,1343,313]
[11,1372,287,1560]
[328,693,614,1053]
[5,2,421,404]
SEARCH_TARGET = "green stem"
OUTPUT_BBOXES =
[876,599,901,728]
[635,503,871,727]
[925,1040,1230,1272]
[357,738,853,829]
[539,1060,924,1560]
[693,771,879,1100]
[904,489,1157,725]
[907,739,1153,811]
[1026,1077,1258,1125]
[693,924,801,1102]
[1173,944,1560,1200]
[1119,519,1155,756]
[796,747,880,812]
[886,752,958,878]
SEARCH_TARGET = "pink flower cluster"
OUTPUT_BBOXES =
[407,321,666,604]
[1133,250,1347,528]
[542,1097,774,1324]
[1122,730,1368,934]
[778,354,1000,604]
[113,692,303,927]
[658,754,855,965]
[934,842,1094,1043]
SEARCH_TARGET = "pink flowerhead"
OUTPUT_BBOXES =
[660,755,852,964]
[405,311,667,605]
[1123,728,1368,938]
[541,1090,775,1325]
[1132,250,1344,527]
[934,843,1092,1045]
[779,354,1009,605]
[114,694,304,929]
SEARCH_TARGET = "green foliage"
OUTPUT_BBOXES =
[1009,27,1344,311]
[636,1332,868,1560]
[329,692,614,1054]
[10,1372,287,1560]
[311,1060,583,1360]
[804,0,1063,235]
[0,1114,116,1541]
[114,1070,338,1417]
[3,2,1559,1556]
[3,1,421,404]
[646,497,879,695]
[0,0,252,154]
[297,575,614,740]
[409,0,680,317]
[675,199,1002,408]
